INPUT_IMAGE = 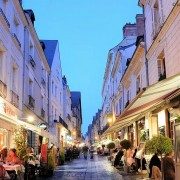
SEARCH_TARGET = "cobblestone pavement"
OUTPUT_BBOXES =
[40,154,123,180]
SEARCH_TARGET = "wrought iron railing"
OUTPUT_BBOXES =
[0,8,10,28]
[41,108,45,118]
[28,95,35,109]
[0,80,7,98]
[11,90,19,108]
[12,33,21,48]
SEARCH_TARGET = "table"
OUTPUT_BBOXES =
[3,164,25,174]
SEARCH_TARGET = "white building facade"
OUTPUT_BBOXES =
[0,0,26,149]
[42,40,64,147]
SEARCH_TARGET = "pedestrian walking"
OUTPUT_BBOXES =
[82,145,89,159]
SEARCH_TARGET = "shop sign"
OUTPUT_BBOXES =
[0,99,17,120]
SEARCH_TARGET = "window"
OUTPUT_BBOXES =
[52,105,54,120]
[41,95,44,109]
[0,51,3,80]
[29,41,34,57]
[115,103,119,115]
[136,76,141,94]
[55,109,57,120]
[11,64,18,93]
[127,91,130,102]
[119,97,122,114]
[52,81,54,94]
[152,0,161,37]
[29,79,33,96]
[157,51,166,81]
[55,86,57,97]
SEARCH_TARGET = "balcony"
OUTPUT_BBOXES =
[11,90,19,108]
[28,95,35,109]
[0,80,7,98]
[41,108,45,118]
[12,33,21,48]
[125,100,129,108]
[41,78,46,87]
[0,8,10,28]
[29,55,36,68]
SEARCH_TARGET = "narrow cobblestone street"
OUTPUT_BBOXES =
[40,155,123,180]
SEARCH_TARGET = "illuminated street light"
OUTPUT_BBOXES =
[27,116,34,123]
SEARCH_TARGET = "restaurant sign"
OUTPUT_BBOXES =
[0,98,17,120]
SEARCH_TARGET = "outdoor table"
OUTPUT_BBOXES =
[3,164,25,174]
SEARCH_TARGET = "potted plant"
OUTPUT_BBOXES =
[47,146,56,176]
[14,126,27,161]
[59,150,65,165]
[145,135,173,178]
[120,139,132,173]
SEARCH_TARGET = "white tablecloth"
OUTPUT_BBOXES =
[3,164,25,174]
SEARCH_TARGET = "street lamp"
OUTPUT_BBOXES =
[27,116,34,123]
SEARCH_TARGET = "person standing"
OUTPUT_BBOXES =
[162,151,175,180]
[82,145,89,159]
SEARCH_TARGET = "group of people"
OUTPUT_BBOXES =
[149,151,175,180]
[110,144,175,180]
[0,147,21,165]
[64,146,80,162]
[82,145,94,159]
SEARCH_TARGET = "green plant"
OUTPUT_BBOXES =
[47,147,56,170]
[14,126,27,160]
[107,142,115,150]
[120,139,132,150]
[145,135,173,158]
[175,114,180,123]
[59,151,65,165]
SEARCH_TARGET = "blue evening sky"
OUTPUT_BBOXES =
[23,0,141,135]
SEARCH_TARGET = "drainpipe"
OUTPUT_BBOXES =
[142,5,150,87]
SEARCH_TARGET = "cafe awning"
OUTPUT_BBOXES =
[102,74,180,136]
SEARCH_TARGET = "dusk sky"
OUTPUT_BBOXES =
[23,0,142,135]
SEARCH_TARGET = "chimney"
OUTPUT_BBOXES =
[136,14,145,36]
[40,41,45,51]
[123,23,137,38]
[24,9,35,26]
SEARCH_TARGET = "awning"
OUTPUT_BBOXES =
[102,74,180,136]
[0,113,56,144]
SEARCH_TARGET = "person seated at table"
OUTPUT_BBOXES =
[6,148,21,165]
[114,147,124,167]
[0,146,8,163]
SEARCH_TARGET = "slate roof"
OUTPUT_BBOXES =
[41,40,58,67]
[71,91,81,107]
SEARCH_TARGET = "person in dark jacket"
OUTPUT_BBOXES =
[162,151,175,180]
[149,153,161,178]
[114,148,124,167]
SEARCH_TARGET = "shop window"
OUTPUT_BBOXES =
[128,125,134,145]
[0,128,8,150]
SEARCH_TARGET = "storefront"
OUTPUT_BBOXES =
[0,97,21,149]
